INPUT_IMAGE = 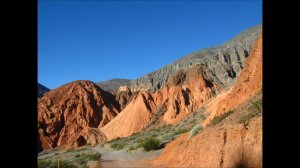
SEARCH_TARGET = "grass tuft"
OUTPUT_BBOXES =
[210,110,234,126]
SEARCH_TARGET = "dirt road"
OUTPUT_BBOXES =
[91,146,163,168]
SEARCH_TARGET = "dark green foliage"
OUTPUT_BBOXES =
[140,138,160,151]
[210,110,234,126]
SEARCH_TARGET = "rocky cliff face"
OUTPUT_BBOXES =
[152,115,262,168]
[129,25,261,92]
[38,80,120,151]
[38,83,50,98]
[96,78,131,92]
[157,65,221,124]
[203,33,262,126]
[151,33,262,168]
[114,86,138,110]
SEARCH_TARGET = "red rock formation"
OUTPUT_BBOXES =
[38,80,120,151]
[63,127,107,149]
[203,33,262,126]
[100,91,157,140]
[151,34,262,168]
[152,116,262,168]
[99,64,220,140]
[114,86,138,110]
[159,65,219,125]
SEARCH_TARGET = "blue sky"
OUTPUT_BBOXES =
[38,0,262,89]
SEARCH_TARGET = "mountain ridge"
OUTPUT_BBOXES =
[38,83,50,98]
[96,25,261,93]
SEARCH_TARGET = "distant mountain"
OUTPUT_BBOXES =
[38,83,50,98]
[129,25,262,92]
[96,78,131,92]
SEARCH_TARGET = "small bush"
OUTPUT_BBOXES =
[38,160,76,168]
[250,99,262,115]
[128,146,135,151]
[59,160,77,168]
[140,138,160,151]
[76,153,101,165]
[161,133,174,141]
[188,124,203,139]
[38,160,52,168]
[136,138,145,144]
[174,128,189,135]
[210,110,234,126]
[111,143,127,150]
[238,99,262,123]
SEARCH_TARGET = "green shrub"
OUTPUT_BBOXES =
[59,160,77,168]
[140,138,160,151]
[161,133,174,141]
[188,124,203,139]
[210,110,234,126]
[76,153,101,165]
[111,143,127,150]
[136,138,145,144]
[238,99,262,123]
[128,146,135,151]
[38,160,76,168]
[174,128,189,135]
[38,160,52,168]
[250,99,262,114]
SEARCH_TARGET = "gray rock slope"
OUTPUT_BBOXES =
[96,78,131,92]
[38,83,50,98]
[129,25,262,92]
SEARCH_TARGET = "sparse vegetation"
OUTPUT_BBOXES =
[173,128,189,135]
[111,142,127,150]
[140,137,160,151]
[103,109,206,152]
[38,148,101,168]
[76,153,101,165]
[210,110,234,126]
[250,99,262,114]
[238,99,262,124]
[128,146,135,151]
[38,159,76,168]
[188,124,203,139]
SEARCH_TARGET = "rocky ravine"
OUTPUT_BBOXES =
[38,80,120,151]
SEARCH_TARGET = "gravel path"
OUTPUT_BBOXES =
[91,146,163,168]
